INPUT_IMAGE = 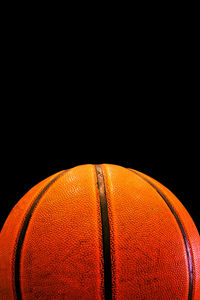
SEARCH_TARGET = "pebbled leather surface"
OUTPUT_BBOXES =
[131,168,200,300]
[103,164,200,299]
[0,164,199,299]
[0,171,64,299]
[20,165,104,300]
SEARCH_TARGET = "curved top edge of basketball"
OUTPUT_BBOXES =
[60,164,161,184]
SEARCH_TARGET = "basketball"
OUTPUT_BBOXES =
[0,164,200,299]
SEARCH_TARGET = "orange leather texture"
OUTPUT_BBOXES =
[0,171,64,299]
[20,165,104,299]
[0,164,199,299]
[129,168,200,300]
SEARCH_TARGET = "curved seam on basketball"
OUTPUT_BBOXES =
[128,168,193,300]
[95,164,113,300]
[14,170,68,300]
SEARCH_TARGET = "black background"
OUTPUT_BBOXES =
[1,110,199,233]
[1,8,199,234]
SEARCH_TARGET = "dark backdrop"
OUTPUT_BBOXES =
[1,12,199,234]
[1,113,199,233]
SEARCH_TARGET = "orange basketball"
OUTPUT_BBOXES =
[0,164,200,299]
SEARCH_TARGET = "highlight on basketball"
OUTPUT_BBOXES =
[1,164,200,299]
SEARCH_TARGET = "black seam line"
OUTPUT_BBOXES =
[14,170,68,300]
[128,168,193,300]
[95,165,112,300]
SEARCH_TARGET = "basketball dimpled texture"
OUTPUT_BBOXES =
[0,164,199,300]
